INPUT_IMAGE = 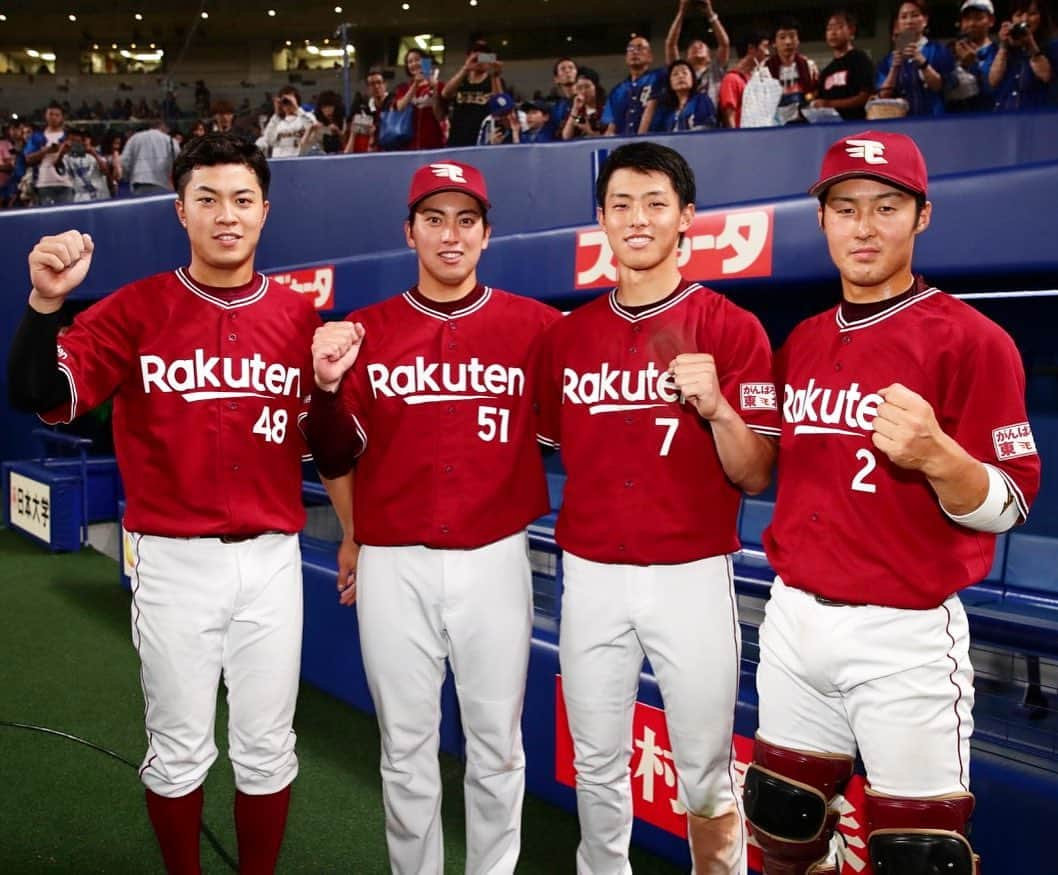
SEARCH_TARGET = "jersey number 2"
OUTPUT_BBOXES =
[253,406,288,444]
[851,448,878,494]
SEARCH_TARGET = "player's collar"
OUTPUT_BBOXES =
[608,279,701,323]
[175,267,269,310]
[403,283,491,321]
[836,275,939,332]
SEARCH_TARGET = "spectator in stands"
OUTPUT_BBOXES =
[354,68,393,152]
[64,129,113,202]
[300,90,347,155]
[766,16,820,124]
[548,57,579,130]
[210,98,254,145]
[812,9,877,120]
[24,102,73,206]
[989,0,1057,110]
[257,86,316,158]
[0,123,16,206]
[561,70,607,139]
[122,120,177,196]
[876,0,956,116]
[442,40,506,147]
[189,119,208,140]
[643,59,717,131]
[194,79,211,117]
[520,100,555,142]
[717,31,771,128]
[665,0,731,106]
[477,92,523,145]
[603,34,667,136]
[394,49,446,151]
[946,0,999,112]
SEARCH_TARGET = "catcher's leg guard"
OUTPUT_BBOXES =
[743,737,854,875]
[865,788,980,875]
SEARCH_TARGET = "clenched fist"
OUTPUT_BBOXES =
[870,382,946,473]
[670,352,727,421]
[313,320,366,392]
[29,231,95,314]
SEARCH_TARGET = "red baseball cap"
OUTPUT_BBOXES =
[407,160,491,211]
[809,131,928,198]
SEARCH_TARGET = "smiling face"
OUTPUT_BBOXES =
[175,163,269,287]
[819,177,930,302]
[598,168,694,274]
[405,191,491,299]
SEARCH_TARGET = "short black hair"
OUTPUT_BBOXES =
[773,16,801,38]
[407,203,490,230]
[735,30,770,56]
[595,141,696,209]
[828,9,858,30]
[172,132,271,199]
[552,56,577,76]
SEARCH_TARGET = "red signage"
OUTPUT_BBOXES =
[554,676,869,873]
[573,207,774,291]
[268,265,335,310]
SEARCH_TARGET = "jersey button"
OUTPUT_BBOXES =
[617,544,626,552]
[834,362,842,372]
[624,479,634,488]
[448,322,457,331]
[232,464,240,472]
[440,524,449,534]
[228,333,237,342]
[632,325,642,334]
[624,415,634,424]
[228,401,238,410]
[444,464,453,473]
[629,346,637,353]
[447,405,456,415]
[841,334,851,345]
[810,513,819,522]
[448,342,457,351]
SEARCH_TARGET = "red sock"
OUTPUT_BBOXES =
[234,786,291,874]
[145,787,203,875]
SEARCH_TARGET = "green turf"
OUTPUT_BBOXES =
[0,530,682,873]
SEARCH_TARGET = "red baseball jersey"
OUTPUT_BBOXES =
[306,285,561,549]
[765,281,1041,609]
[536,280,780,565]
[42,269,320,537]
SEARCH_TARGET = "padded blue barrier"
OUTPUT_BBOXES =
[2,430,120,552]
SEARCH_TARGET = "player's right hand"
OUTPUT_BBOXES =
[28,231,94,314]
[312,320,366,392]
[336,533,360,607]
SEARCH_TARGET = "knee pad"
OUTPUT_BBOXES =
[743,737,854,875]
[866,789,979,875]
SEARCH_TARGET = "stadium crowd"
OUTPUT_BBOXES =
[2,0,1056,208]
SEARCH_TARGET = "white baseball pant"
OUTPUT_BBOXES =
[756,577,975,797]
[356,530,533,875]
[128,532,302,797]
[559,551,747,875]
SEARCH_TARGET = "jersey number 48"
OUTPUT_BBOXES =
[253,406,289,444]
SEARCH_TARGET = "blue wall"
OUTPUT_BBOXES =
[3,112,1057,464]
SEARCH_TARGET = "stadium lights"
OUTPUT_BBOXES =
[68,13,77,21]
[134,12,143,20]
[334,5,343,12]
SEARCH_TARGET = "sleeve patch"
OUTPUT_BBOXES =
[992,422,1037,460]
[740,382,777,411]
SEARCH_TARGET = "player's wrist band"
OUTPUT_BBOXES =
[943,463,1020,534]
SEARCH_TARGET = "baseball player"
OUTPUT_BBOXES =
[7,133,319,874]
[304,160,560,874]
[535,141,780,875]
[742,131,1041,875]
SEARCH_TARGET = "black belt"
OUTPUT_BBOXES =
[216,533,268,543]
[814,595,865,607]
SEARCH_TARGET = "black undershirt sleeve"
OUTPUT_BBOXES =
[7,304,71,412]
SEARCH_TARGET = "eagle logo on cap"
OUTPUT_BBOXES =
[430,163,467,182]
[844,139,888,165]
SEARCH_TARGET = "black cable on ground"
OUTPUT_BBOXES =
[0,720,239,871]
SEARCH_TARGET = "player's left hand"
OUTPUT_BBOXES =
[871,383,946,472]
[670,353,727,421]
[336,533,360,606]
